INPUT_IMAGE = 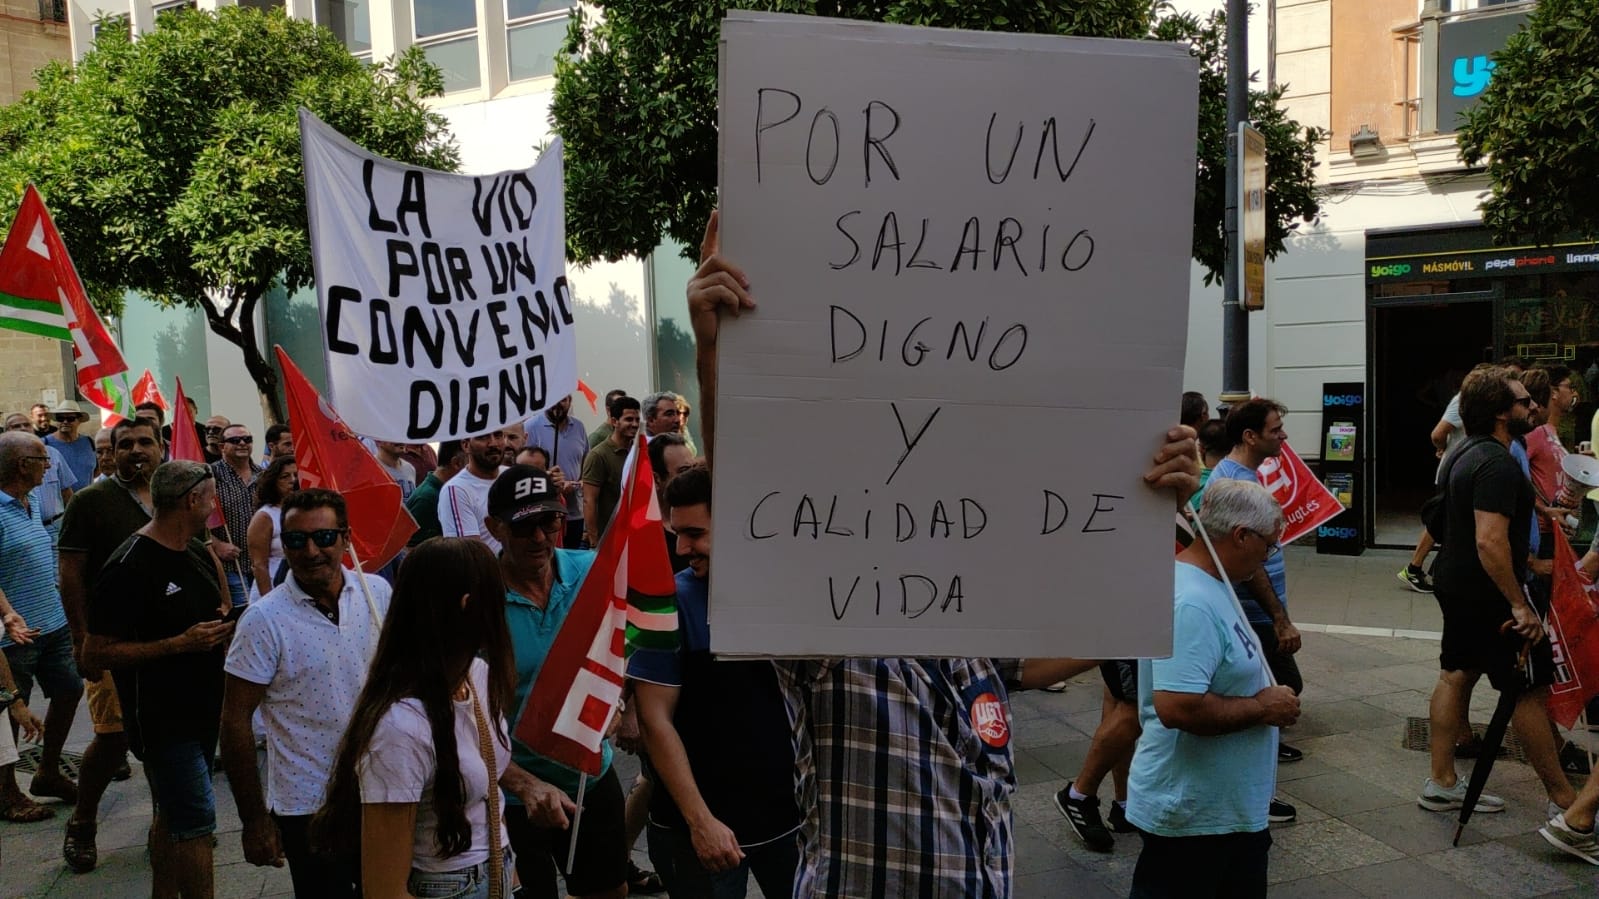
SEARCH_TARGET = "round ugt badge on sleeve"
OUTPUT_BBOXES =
[970,692,1010,749]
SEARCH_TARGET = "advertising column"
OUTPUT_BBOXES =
[1317,382,1364,555]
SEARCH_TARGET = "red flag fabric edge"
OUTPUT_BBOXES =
[1546,527,1599,730]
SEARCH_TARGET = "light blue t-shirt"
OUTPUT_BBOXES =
[505,547,611,800]
[45,433,95,492]
[1126,562,1276,837]
[1510,439,1540,558]
[1203,458,1285,624]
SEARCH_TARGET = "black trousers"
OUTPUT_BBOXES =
[273,813,361,899]
[1250,621,1304,695]
[1131,829,1271,899]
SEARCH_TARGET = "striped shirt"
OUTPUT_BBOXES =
[775,657,1024,899]
[0,489,66,646]
[437,467,503,554]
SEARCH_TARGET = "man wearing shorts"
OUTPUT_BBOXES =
[0,430,82,822]
[57,417,162,871]
[1423,367,1575,815]
[84,461,234,899]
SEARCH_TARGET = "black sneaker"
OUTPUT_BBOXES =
[1398,565,1434,593]
[1278,742,1304,763]
[1561,741,1592,775]
[1107,800,1135,834]
[1268,797,1297,823]
[1053,782,1115,852]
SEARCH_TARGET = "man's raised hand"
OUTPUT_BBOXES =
[688,210,755,349]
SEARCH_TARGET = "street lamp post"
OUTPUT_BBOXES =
[1221,0,1251,404]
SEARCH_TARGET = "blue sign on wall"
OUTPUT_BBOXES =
[1436,12,1526,132]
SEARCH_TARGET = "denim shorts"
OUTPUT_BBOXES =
[2,625,82,703]
[143,740,217,842]
[408,847,515,899]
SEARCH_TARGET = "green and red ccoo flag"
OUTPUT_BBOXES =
[516,433,677,775]
[0,185,135,420]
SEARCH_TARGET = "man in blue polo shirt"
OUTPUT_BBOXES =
[485,465,629,899]
[629,464,801,898]
[0,430,82,821]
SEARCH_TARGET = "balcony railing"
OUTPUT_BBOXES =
[39,0,67,23]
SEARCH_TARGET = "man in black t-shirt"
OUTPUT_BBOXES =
[83,460,233,899]
[628,465,802,898]
[1423,368,1575,817]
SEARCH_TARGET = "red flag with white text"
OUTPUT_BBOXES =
[275,347,415,571]
[0,186,134,419]
[1546,527,1599,729]
[515,434,677,775]
[1256,442,1346,544]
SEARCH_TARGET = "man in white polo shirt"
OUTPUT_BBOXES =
[219,488,392,897]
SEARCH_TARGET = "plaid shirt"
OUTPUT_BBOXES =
[775,657,1025,899]
[210,460,259,570]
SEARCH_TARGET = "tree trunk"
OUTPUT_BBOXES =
[200,289,285,425]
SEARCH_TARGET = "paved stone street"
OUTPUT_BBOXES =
[4,547,1599,896]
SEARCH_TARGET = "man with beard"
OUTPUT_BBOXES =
[57,417,162,871]
[1422,367,1574,816]
[581,395,642,546]
[525,395,589,549]
[438,428,510,553]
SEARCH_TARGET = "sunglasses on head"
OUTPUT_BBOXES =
[281,528,346,550]
[223,435,253,445]
[509,512,565,537]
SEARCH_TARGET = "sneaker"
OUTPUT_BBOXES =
[1398,565,1434,593]
[1540,813,1599,866]
[1268,797,1297,823]
[1107,800,1135,834]
[1053,782,1115,852]
[1560,741,1592,775]
[1278,743,1304,763]
[1417,778,1506,813]
[1042,680,1069,693]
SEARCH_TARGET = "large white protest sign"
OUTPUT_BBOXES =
[299,110,575,442]
[710,13,1199,658]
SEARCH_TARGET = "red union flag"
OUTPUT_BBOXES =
[169,377,224,530]
[516,434,677,775]
[275,347,415,571]
[1546,527,1599,729]
[0,186,134,419]
[1255,442,1346,544]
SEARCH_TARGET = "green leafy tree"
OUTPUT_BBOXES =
[1457,0,1599,244]
[553,1,1326,280]
[0,7,459,422]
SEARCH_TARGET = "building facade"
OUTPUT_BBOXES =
[1,0,74,419]
[1180,0,1589,547]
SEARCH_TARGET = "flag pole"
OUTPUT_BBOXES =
[1182,506,1279,688]
[218,519,254,606]
[565,773,587,875]
[343,542,384,629]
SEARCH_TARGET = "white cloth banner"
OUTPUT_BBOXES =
[299,109,576,441]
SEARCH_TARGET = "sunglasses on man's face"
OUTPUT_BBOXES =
[223,435,254,445]
[509,513,566,538]
[281,528,346,550]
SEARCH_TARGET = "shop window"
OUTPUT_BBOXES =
[507,1,573,83]
[414,0,480,92]
[154,0,195,19]
[648,241,703,451]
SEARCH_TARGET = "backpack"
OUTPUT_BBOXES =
[1421,436,1496,543]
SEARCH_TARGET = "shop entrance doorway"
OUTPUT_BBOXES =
[1370,300,1495,547]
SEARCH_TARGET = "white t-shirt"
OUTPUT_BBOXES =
[224,571,393,815]
[438,468,503,554]
[358,658,511,873]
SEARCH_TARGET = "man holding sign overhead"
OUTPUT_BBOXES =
[688,210,1199,896]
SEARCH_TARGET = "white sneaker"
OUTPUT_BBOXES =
[1540,813,1599,865]
[1418,778,1506,813]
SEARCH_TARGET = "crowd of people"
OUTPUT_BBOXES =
[0,215,1596,899]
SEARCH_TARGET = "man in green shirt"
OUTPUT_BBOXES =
[587,388,630,449]
[580,395,640,545]
[403,440,464,546]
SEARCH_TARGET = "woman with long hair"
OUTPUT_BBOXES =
[313,538,518,898]
[246,456,298,599]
